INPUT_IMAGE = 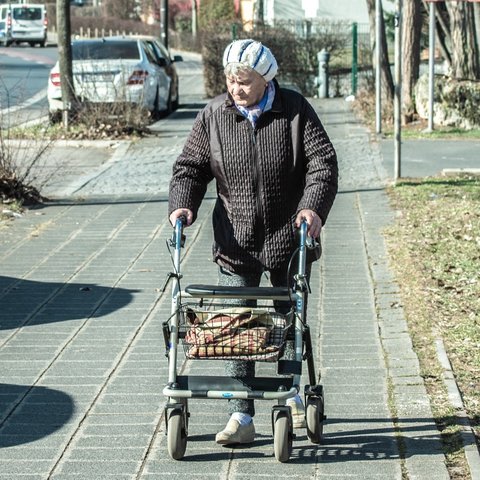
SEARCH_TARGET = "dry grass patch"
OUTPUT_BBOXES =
[385,175,480,477]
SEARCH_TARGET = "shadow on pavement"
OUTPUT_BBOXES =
[173,416,458,464]
[0,383,74,448]
[170,108,203,120]
[0,275,139,330]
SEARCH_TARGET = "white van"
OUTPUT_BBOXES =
[0,3,47,47]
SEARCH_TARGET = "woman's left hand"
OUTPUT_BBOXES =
[295,209,323,239]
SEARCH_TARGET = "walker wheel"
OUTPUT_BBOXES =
[273,410,292,462]
[306,394,324,444]
[167,408,187,460]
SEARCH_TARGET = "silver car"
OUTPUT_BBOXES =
[47,36,182,122]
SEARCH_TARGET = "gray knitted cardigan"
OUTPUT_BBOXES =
[168,81,338,274]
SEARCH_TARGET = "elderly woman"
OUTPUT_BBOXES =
[168,39,338,445]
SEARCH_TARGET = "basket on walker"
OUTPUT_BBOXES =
[179,306,293,362]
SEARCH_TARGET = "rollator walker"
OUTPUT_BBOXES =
[162,217,325,462]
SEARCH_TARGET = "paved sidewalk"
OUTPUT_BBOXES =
[1,63,478,477]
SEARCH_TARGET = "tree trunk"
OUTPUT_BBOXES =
[445,1,479,79]
[401,0,422,124]
[56,0,76,123]
[473,3,480,69]
[434,4,452,68]
[365,0,394,104]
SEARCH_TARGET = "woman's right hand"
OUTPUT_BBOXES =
[169,208,193,227]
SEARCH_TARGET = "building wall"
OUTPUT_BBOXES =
[314,0,369,23]
[240,0,254,31]
[244,0,390,27]
[265,0,305,22]
[260,0,375,24]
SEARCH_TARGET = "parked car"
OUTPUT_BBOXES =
[47,36,183,122]
[0,3,48,47]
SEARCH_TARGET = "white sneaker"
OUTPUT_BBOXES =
[215,418,255,445]
[287,397,306,429]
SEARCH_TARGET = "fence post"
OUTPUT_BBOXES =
[351,22,358,95]
[317,49,330,98]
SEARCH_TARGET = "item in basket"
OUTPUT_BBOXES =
[184,307,288,359]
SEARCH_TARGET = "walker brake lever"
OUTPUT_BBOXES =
[305,236,319,250]
[169,231,186,248]
[160,271,182,293]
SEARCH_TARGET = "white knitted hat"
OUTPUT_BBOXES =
[223,39,278,82]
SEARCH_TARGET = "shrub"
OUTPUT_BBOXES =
[0,116,52,204]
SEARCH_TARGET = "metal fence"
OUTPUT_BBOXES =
[272,19,371,96]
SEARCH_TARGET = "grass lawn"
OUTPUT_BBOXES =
[385,175,480,475]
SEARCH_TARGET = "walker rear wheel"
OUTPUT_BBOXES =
[167,408,187,460]
[273,411,292,462]
[306,395,324,444]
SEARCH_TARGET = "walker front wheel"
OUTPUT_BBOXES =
[167,408,187,460]
[306,395,324,444]
[273,411,292,462]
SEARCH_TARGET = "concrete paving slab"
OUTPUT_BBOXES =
[1,53,477,478]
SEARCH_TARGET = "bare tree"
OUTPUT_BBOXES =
[474,2,480,58]
[444,1,479,79]
[365,0,394,104]
[426,0,452,68]
[425,1,479,80]
[402,0,422,124]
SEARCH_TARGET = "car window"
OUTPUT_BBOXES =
[13,7,42,21]
[142,41,158,64]
[72,41,140,60]
[152,41,170,62]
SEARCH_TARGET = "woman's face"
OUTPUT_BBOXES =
[226,69,267,107]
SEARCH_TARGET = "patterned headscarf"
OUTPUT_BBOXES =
[235,81,276,127]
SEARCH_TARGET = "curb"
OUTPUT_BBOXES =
[50,140,131,198]
[435,337,480,479]
[442,168,480,176]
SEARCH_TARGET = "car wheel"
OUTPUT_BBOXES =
[172,86,179,111]
[156,88,172,119]
[163,87,173,116]
[166,93,173,115]
[151,89,161,121]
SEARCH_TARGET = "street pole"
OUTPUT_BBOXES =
[191,0,197,39]
[56,0,75,129]
[375,0,382,134]
[427,1,435,132]
[160,0,168,49]
[352,22,358,95]
[394,0,402,181]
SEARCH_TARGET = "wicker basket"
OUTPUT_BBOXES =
[179,306,292,362]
